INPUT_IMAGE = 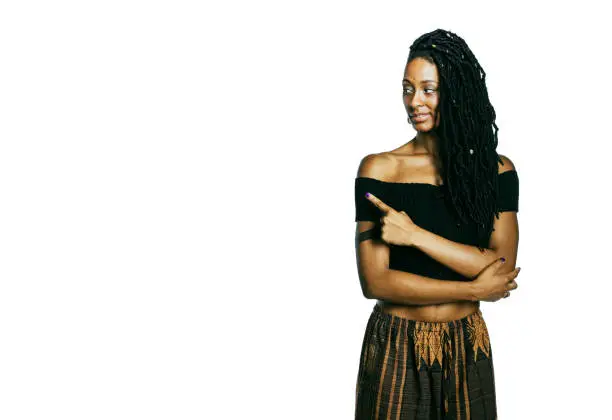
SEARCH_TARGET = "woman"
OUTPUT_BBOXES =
[354,29,521,419]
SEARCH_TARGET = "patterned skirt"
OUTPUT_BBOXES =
[355,303,497,420]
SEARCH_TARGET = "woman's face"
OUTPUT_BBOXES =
[403,57,441,132]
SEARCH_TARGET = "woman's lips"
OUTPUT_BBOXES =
[410,114,429,122]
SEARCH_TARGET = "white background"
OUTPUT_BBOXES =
[1,1,610,419]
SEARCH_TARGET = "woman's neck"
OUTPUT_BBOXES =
[413,133,438,155]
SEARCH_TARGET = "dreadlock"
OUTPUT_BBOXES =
[407,29,504,252]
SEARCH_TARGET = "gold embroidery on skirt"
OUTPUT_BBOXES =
[413,322,451,370]
[466,312,490,361]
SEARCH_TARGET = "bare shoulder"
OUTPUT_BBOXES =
[356,153,396,180]
[497,154,517,174]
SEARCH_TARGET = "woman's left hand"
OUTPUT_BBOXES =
[365,193,420,246]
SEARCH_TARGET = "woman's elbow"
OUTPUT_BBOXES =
[361,272,387,300]
[360,278,377,299]
[493,249,517,272]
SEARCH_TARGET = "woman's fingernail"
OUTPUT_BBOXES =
[500,257,506,262]
[365,192,370,198]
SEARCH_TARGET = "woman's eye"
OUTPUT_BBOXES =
[403,87,437,95]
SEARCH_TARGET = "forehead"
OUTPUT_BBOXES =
[403,58,439,83]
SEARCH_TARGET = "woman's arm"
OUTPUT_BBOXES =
[357,222,477,304]
[408,156,519,278]
[367,266,479,305]
[410,227,501,279]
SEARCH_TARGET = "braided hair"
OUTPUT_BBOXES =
[407,29,503,252]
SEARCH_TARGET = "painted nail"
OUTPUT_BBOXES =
[500,257,506,262]
[365,192,370,198]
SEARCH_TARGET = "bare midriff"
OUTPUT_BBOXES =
[377,300,480,322]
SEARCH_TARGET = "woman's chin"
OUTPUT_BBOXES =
[413,123,435,132]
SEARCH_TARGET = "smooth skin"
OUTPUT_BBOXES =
[355,57,520,322]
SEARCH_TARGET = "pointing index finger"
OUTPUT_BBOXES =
[365,193,393,213]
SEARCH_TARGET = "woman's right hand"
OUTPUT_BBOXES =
[471,258,520,302]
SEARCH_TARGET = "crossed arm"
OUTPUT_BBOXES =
[407,159,519,277]
[355,154,519,304]
[356,222,481,304]
[410,209,519,278]
[365,156,519,279]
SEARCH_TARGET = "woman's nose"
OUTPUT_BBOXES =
[409,91,425,109]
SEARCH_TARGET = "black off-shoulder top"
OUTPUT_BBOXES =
[354,170,519,282]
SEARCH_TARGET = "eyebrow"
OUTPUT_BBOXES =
[402,79,437,84]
